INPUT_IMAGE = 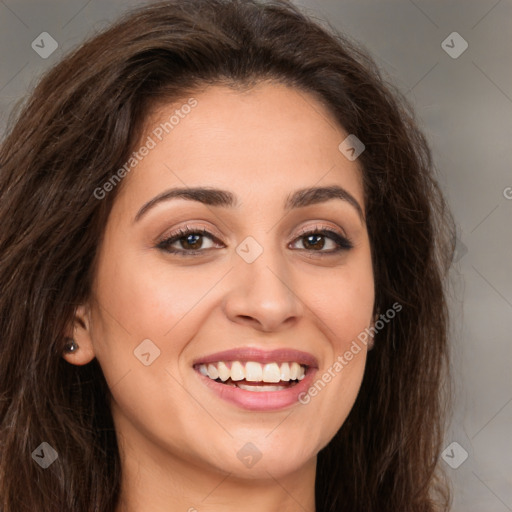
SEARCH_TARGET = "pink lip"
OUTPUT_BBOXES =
[192,347,318,368]
[192,347,319,411]
[195,366,318,411]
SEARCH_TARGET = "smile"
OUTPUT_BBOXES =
[192,348,318,411]
[196,361,307,391]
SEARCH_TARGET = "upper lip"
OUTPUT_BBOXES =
[192,347,319,368]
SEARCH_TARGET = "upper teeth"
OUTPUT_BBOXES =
[197,361,306,382]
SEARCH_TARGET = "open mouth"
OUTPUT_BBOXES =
[194,361,308,392]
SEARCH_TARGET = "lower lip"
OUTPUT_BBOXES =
[195,367,318,411]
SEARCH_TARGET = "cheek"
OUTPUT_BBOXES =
[294,251,373,440]
[89,250,210,443]
[92,244,212,337]
[90,244,229,387]
[306,255,374,345]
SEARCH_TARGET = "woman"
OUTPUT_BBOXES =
[0,1,455,510]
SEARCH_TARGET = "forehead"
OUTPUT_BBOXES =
[118,82,365,213]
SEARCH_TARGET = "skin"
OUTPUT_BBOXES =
[64,81,375,512]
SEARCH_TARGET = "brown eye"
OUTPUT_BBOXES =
[291,229,353,253]
[301,233,329,250]
[157,227,223,255]
[156,226,353,257]
[177,233,204,250]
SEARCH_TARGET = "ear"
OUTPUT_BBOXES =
[367,311,379,351]
[62,304,96,366]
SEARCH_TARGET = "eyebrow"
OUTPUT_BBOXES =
[134,184,365,223]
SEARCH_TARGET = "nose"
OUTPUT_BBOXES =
[222,248,304,333]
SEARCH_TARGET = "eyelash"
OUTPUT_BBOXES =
[156,224,354,257]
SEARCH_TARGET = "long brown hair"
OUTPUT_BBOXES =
[0,1,455,510]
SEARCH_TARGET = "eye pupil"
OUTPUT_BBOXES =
[183,234,202,249]
[304,234,325,250]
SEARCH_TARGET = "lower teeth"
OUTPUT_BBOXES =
[214,378,299,392]
[236,383,287,392]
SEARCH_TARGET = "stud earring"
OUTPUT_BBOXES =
[64,338,79,353]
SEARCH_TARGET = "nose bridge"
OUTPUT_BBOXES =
[223,233,303,330]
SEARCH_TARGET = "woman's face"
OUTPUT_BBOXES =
[68,82,374,480]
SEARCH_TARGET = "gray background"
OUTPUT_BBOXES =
[1,0,511,510]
